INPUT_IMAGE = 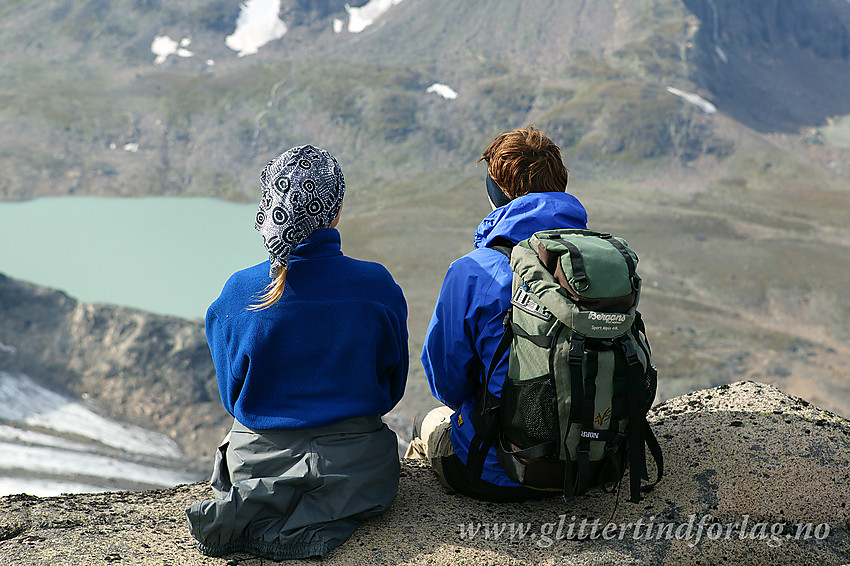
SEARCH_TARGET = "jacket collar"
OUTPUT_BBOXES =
[290,228,343,261]
[473,192,588,249]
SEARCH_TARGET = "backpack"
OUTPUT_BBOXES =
[468,228,662,502]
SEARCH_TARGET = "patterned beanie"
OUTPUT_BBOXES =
[255,145,345,277]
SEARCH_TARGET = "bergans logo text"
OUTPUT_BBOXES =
[588,312,627,324]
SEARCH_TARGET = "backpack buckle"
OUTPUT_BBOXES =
[621,338,640,365]
[572,275,589,293]
[568,335,585,364]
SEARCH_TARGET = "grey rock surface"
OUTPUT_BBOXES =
[0,273,227,474]
[1,381,849,565]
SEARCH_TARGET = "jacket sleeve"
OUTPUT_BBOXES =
[421,256,487,410]
[386,282,410,410]
[205,309,242,418]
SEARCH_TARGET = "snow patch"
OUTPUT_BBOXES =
[426,83,457,100]
[123,143,139,153]
[0,424,92,453]
[0,477,107,497]
[0,442,193,488]
[666,86,717,115]
[151,35,194,64]
[333,18,344,34]
[0,372,182,459]
[0,341,16,354]
[821,114,850,149]
[225,0,287,57]
[346,0,405,33]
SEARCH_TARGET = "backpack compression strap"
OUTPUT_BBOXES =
[600,234,641,291]
[563,332,584,500]
[575,347,599,496]
[622,336,664,502]
[566,334,625,499]
[465,312,513,480]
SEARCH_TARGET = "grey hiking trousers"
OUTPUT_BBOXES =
[186,416,399,560]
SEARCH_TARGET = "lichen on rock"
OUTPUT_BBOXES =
[1,381,849,565]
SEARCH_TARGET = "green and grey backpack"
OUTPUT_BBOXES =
[474,229,662,502]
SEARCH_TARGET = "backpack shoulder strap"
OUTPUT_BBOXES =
[487,236,515,259]
[464,312,512,480]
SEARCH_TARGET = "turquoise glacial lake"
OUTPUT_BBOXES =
[0,197,267,320]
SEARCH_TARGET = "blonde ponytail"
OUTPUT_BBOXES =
[249,265,287,310]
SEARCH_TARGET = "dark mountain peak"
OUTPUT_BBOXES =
[683,0,850,132]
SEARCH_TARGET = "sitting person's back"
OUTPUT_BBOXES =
[186,145,408,560]
[408,127,587,500]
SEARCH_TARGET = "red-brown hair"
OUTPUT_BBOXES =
[479,126,569,199]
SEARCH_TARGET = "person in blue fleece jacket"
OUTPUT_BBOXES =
[407,126,587,501]
[187,145,408,561]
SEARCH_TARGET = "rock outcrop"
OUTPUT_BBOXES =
[0,273,227,473]
[2,381,848,565]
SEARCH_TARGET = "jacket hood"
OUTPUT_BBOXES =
[473,191,588,249]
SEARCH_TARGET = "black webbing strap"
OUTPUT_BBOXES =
[482,312,513,415]
[509,322,553,348]
[622,336,649,502]
[600,447,623,493]
[641,417,664,493]
[600,234,636,278]
[560,240,589,292]
[633,311,646,335]
[468,238,517,480]
[466,312,513,480]
[609,347,627,426]
[465,419,493,480]
[600,234,640,290]
[599,347,627,494]
[488,236,514,260]
[575,350,598,496]
[633,313,652,363]
[502,439,556,460]
[563,332,585,500]
[629,312,662,492]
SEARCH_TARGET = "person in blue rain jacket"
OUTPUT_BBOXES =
[407,126,587,501]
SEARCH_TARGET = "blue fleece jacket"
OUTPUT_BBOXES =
[422,191,588,486]
[206,228,408,430]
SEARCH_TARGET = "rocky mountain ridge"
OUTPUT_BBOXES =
[1,381,848,565]
[3,0,850,503]
[0,272,224,475]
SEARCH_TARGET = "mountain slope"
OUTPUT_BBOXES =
[683,0,850,133]
[6,0,848,201]
[2,0,850,452]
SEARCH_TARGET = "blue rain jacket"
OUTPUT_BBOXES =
[422,191,588,486]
